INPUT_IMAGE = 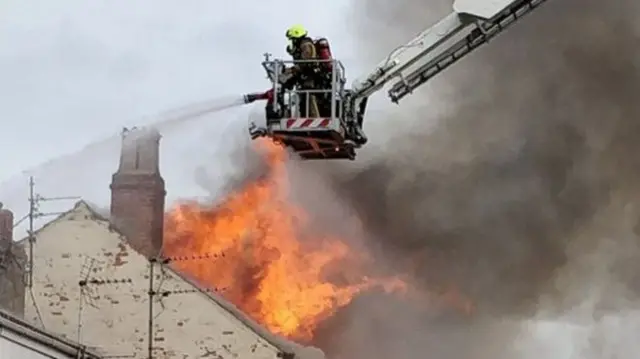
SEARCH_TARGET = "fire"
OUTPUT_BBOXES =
[164,140,406,342]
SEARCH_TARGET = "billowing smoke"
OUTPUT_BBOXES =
[188,0,640,356]
[303,0,640,357]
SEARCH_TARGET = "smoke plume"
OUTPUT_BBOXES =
[305,0,640,357]
[185,0,640,356]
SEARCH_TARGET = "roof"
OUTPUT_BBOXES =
[0,309,104,358]
[13,200,106,245]
[25,200,325,359]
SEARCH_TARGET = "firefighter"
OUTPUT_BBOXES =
[282,24,323,118]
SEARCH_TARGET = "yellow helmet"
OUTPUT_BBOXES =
[285,24,308,39]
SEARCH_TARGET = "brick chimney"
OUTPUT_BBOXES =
[0,202,12,243]
[110,127,166,258]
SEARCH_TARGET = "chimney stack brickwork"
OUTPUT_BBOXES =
[0,202,26,316]
[110,127,166,259]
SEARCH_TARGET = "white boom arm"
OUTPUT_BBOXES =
[351,0,549,103]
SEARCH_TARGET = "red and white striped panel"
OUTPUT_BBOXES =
[285,118,331,129]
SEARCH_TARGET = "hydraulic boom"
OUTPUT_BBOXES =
[351,0,548,103]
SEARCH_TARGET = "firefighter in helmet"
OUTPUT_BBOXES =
[281,24,328,118]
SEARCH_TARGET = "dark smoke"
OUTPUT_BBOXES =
[306,0,640,357]
[192,0,640,356]
[335,0,640,311]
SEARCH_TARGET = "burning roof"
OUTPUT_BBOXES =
[163,140,412,343]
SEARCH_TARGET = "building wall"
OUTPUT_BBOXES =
[0,247,26,316]
[0,204,26,316]
[24,202,283,359]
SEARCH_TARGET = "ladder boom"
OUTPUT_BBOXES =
[351,0,549,103]
[389,0,547,102]
[351,12,464,99]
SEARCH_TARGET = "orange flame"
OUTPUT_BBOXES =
[164,140,406,342]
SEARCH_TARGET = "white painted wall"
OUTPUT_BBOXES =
[23,202,287,359]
